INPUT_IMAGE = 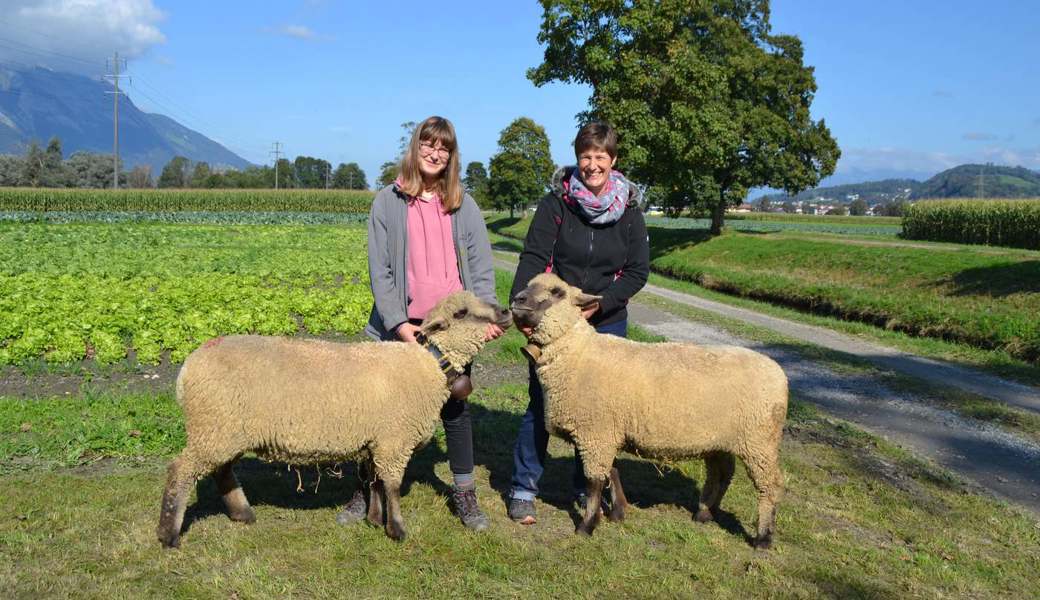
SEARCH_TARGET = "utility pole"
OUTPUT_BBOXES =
[104,52,128,190]
[326,162,331,190]
[270,142,283,189]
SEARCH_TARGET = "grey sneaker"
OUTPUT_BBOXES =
[336,489,367,525]
[508,497,537,524]
[451,487,490,531]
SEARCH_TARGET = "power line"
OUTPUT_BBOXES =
[103,52,128,189]
[270,142,283,189]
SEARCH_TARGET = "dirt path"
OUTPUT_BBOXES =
[494,257,1040,513]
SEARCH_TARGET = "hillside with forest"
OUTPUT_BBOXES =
[911,164,1040,199]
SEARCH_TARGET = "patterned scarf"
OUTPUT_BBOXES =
[562,168,631,225]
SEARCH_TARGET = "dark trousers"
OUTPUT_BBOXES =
[509,319,628,500]
[409,318,474,475]
[441,394,474,475]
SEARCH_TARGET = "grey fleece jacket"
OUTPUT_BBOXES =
[364,183,497,341]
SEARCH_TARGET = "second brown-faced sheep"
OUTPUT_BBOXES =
[157,291,511,547]
[511,273,788,549]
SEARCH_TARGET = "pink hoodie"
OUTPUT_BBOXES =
[405,193,463,320]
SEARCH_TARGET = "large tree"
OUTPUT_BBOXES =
[488,117,554,217]
[158,156,191,188]
[0,155,24,186]
[528,0,840,234]
[66,152,120,188]
[332,162,368,190]
[463,161,491,209]
[376,161,399,188]
[294,155,332,188]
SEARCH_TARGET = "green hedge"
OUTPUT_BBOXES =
[0,188,375,213]
[902,199,1040,250]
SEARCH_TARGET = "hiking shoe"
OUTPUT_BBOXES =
[450,487,490,532]
[508,497,537,525]
[335,489,367,525]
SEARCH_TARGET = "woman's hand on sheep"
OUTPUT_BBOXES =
[484,323,505,341]
[581,301,600,320]
[396,322,421,343]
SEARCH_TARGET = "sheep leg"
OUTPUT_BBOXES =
[215,460,255,524]
[382,479,407,542]
[575,477,607,536]
[607,467,629,522]
[157,450,206,549]
[696,451,735,523]
[745,454,783,550]
[365,475,385,528]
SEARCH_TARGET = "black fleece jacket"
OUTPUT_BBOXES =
[509,183,650,327]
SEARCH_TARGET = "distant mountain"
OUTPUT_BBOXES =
[911,164,1040,199]
[755,179,921,205]
[0,66,252,171]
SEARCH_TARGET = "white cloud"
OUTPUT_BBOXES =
[267,24,332,42]
[0,0,166,75]
[282,24,316,40]
[962,132,999,142]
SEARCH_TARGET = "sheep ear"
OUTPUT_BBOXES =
[423,318,447,334]
[573,292,602,309]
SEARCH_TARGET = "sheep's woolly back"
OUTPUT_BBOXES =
[178,336,449,479]
[520,273,788,482]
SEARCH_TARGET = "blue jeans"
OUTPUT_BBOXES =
[510,319,628,501]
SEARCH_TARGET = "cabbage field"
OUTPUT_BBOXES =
[0,223,373,365]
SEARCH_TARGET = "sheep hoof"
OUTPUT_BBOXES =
[229,508,256,524]
[386,522,407,542]
[753,534,773,551]
[158,532,180,549]
[694,509,714,523]
[607,505,626,523]
[575,523,596,537]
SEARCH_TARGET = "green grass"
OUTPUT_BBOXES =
[648,230,1040,363]
[1,383,1038,598]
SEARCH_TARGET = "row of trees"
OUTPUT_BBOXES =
[0,138,140,189]
[0,137,369,191]
[154,156,368,190]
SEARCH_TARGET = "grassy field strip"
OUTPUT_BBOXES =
[2,387,1039,597]
[0,187,375,213]
[486,215,1040,380]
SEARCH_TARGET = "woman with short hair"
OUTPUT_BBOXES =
[507,121,650,524]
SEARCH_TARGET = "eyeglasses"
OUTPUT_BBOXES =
[419,142,451,159]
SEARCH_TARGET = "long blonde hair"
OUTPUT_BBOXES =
[397,116,463,212]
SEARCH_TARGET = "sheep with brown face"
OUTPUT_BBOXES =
[512,273,787,549]
[157,291,510,548]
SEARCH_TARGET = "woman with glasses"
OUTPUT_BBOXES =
[506,121,650,525]
[340,116,503,531]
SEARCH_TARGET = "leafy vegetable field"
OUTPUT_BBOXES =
[0,187,374,213]
[0,223,372,366]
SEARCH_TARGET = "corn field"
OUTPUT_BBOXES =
[0,188,375,213]
[902,199,1040,250]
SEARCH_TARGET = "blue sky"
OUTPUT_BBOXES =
[2,0,1038,186]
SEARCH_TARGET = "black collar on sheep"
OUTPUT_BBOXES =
[415,331,473,401]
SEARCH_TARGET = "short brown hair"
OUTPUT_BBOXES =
[398,116,463,212]
[573,122,618,160]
